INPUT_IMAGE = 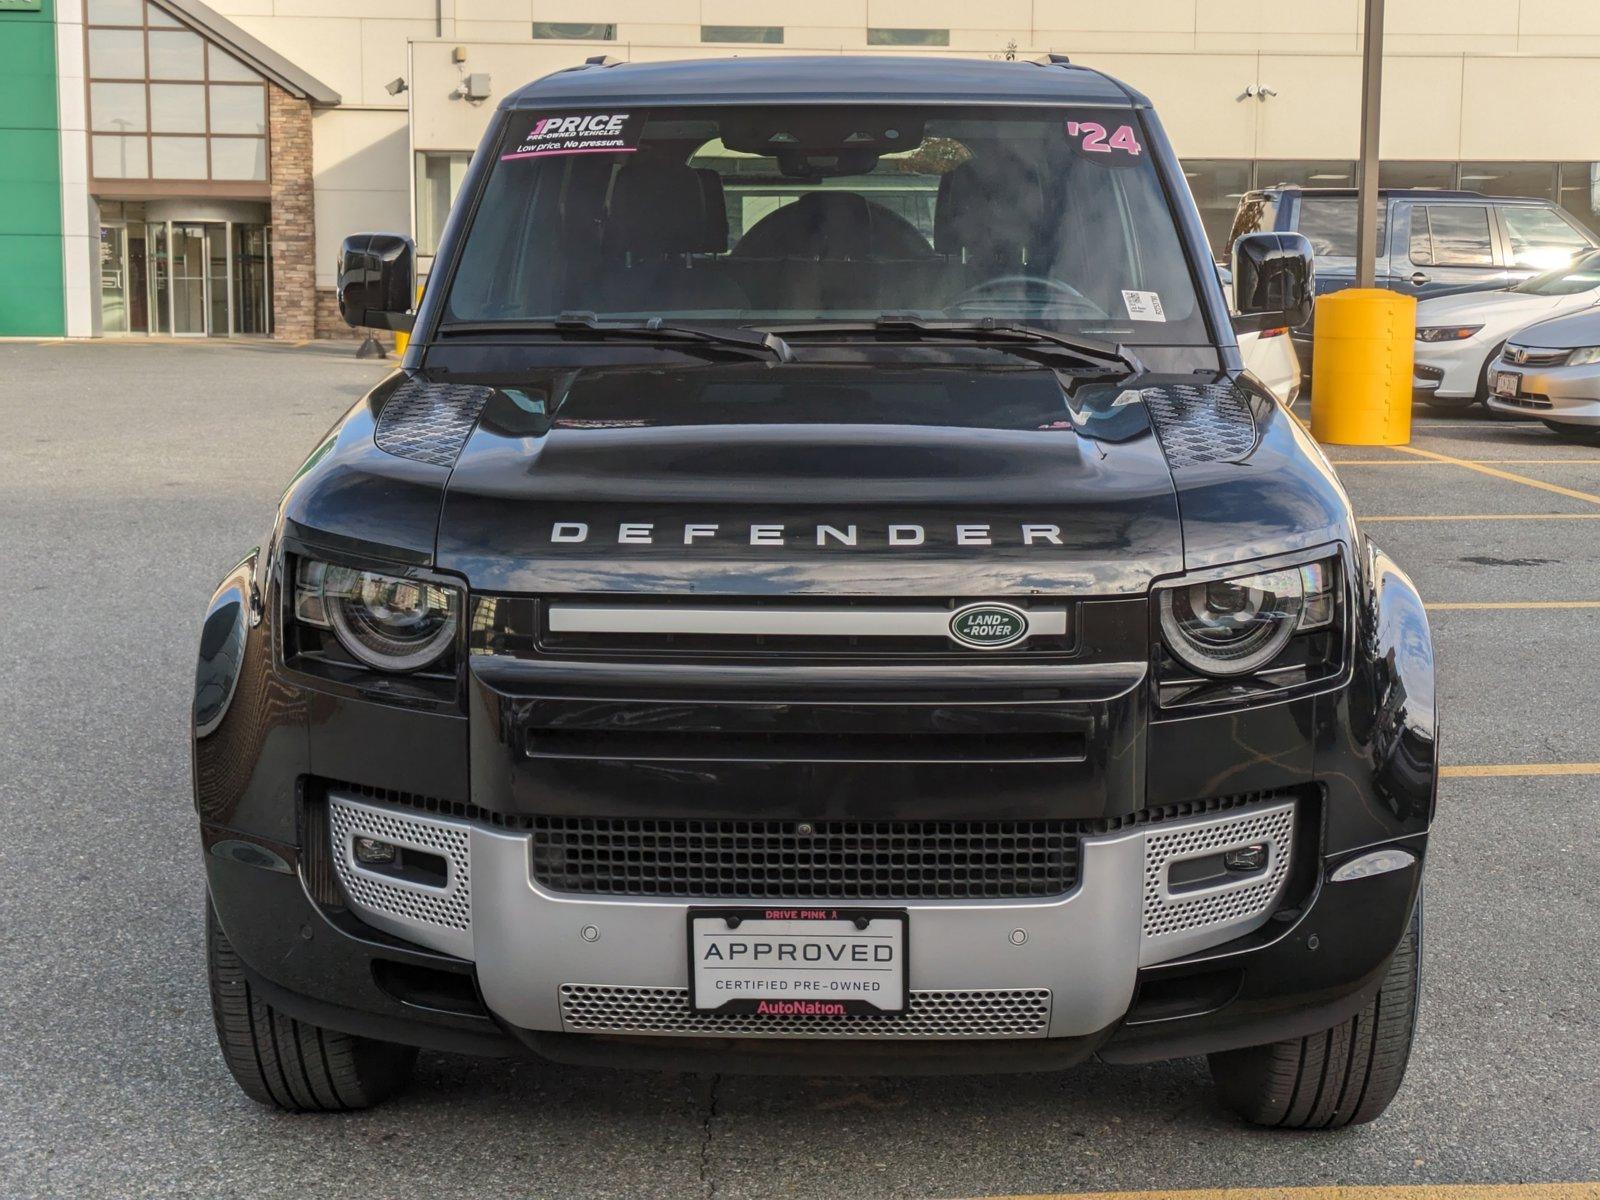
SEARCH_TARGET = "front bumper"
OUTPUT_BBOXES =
[322,789,1297,1039]
[204,809,1423,1071]
[1413,341,1492,400]
[1487,359,1600,425]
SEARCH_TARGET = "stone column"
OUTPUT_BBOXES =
[268,85,316,341]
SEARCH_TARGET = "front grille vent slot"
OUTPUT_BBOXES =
[523,728,1087,765]
[529,816,1081,899]
[559,985,1053,1039]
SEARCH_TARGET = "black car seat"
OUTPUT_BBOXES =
[934,157,1049,269]
[601,158,744,311]
[731,192,934,261]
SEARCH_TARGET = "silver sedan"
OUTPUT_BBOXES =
[1487,307,1600,443]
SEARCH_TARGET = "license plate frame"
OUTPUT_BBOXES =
[686,907,909,1016]
[1493,369,1522,399]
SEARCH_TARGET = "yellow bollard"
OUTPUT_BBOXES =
[1309,288,1415,446]
[392,282,425,356]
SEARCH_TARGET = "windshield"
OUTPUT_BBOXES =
[443,104,1207,345]
[1510,250,1600,296]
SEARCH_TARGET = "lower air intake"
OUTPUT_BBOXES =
[1139,799,1295,964]
[327,794,473,958]
[558,985,1053,1039]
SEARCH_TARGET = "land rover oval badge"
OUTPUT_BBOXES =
[948,603,1029,650]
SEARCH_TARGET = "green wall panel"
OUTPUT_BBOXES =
[0,236,67,336]
[0,0,63,336]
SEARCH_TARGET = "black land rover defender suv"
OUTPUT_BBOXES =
[194,56,1435,1128]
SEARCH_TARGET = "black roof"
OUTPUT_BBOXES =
[506,55,1144,110]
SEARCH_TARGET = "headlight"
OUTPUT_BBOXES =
[1158,559,1337,677]
[1567,346,1600,366]
[295,559,459,672]
[1415,325,1483,343]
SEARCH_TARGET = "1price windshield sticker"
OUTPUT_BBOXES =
[502,112,643,160]
[1063,112,1144,168]
[1122,290,1167,322]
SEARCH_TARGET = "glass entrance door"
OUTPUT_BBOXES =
[171,223,209,336]
[99,226,128,333]
[147,221,170,334]
[207,224,230,336]
[135,219,266,336]
[232,224,270,335]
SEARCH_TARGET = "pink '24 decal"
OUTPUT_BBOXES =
[1066,121,1143,157]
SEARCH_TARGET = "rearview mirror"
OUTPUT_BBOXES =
[1231,232,1315,331]
[338,233,416,332]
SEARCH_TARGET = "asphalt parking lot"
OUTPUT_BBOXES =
[1,341,1596,1200]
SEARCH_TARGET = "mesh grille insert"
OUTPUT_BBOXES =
[559,985,1052,1039]
[530,817,1081,900]
[1141,382,1259,468]
[328,797,471,932]
[1142,801,1294,941]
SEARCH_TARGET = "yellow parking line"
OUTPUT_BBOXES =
[980,1186,1600,1200]
[1443,763,1600,778]
[1330,458,1600,466]
[1020,1189,1599,1200]
[1362,513,1600,522]
[1390,445,1600,506]
[1427,601,1600,610]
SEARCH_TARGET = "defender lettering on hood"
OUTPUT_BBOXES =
[546,520,1067,548]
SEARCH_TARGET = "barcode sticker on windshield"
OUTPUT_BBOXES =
[1122,290,1166,322]
[502,112,643,160]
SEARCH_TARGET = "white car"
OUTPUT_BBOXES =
[1413,250,1600,410]
[1238,326,1302,405]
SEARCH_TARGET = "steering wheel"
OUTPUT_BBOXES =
[951,274,1090,309]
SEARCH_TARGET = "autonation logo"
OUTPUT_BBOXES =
[754,1000,847,1016]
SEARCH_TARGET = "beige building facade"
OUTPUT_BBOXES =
[56,0,1600,337]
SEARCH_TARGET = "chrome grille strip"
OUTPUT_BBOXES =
[546,604,1067,638]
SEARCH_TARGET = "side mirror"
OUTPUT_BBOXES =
[338,233,416,332]
[1231,231,1315,331]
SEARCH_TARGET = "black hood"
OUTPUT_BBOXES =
[434,363,1184,596]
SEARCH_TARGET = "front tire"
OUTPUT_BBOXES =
[207,904,417,1111]
[1208,900,1420,1130]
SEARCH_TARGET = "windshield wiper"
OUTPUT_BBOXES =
[764,315,1141,375]
[437,312,794,362]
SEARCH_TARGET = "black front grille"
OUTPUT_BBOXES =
[529,816,1081,900]
[1496,392,1553,410]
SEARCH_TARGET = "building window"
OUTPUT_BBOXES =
[1458,161,1558,202]
[416,151,472,256]
[85,0,269,183]
[1182,160,1253,259]
[1379,161,1456,191]
[1559,162,1600,236]
[532,21,615,40]
[701,25,783,44]
[866,28,949,46]
[1255,160,1356,189]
